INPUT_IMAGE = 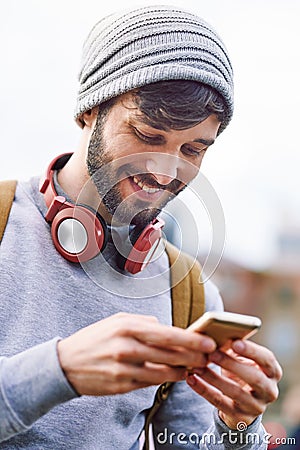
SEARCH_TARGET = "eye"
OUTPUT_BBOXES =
[132,127,162,145]
[181,144,206,157]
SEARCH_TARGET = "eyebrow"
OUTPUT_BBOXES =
[193,138,215,146]
[129,118,216,147]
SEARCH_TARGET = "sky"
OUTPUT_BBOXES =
[1,0,299,270]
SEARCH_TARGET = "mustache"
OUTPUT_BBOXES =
[133,173,182,191]
[118,164,184,192]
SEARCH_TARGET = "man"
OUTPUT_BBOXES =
[0,5,281,449]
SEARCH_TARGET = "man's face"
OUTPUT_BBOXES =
[87,93,220,227]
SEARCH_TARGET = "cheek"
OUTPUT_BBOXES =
[104,133,142,158]
[177,159,200,185]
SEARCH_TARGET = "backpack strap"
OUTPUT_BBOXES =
[0,180,17,243]
[165,240,205,327]
[143,241,205,450]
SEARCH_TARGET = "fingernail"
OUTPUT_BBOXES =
[186,374,196,386]
[232,340,245,353]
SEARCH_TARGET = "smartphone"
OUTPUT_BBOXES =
[187,311,262,348]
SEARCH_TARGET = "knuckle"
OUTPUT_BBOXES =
[268,349,276,362]
[212,393,225,410]
[147,315,159,323]
[185,335,200,350]
[162,335,175,346]
[265,356,282,380]
[112,316,132,336]
[114,342,142,362]
[128,345,143,361]
[164,353,180,367]
[110,362,124,381]
[114,351,125,362]
[251,372,264,388]
[194,353,208,368]
[268,384,279,403]
[113,344,130,362]
[253,377,264,391]
[265,351,276,370]
[275,362,283,381]
[114,312,129,319]
[254,402,266,415]
[256,405,267,416]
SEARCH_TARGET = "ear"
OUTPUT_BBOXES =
[81,107,99,128]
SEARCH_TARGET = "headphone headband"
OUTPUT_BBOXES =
[39,153,73,210]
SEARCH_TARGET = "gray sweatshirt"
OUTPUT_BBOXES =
[0,177,267,449]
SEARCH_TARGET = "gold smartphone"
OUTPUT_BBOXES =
[187,311,262,348]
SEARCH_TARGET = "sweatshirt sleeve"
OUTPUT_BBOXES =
[0,337,78,442]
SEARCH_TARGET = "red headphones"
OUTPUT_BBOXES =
[39,153,165,274]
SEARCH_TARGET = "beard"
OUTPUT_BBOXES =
[86,111,185,227]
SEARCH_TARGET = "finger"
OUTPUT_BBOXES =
[114,312,159,323]
[186,373,239,418]
[209,350,279,402]
[114,337,209,368]
[190,367,264,416]
[113,313,216,353]
[231,340,283,381]
[133,322,216,353]
[109,361,186,385]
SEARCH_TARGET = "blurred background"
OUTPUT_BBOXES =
[1,0,299,446]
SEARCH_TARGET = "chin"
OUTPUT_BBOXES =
[130,208,162,227]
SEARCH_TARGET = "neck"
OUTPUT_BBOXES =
[57,152,113,224]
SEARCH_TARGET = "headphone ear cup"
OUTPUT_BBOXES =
[116,220,164,274]
[79,203,109,250]
[40,154,109,264]
[51,204,108,263]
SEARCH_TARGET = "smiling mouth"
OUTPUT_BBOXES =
[132,176,162,194]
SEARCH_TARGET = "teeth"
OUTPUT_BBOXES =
[133,176,160,194]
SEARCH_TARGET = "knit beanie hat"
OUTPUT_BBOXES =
[75,5,234,133]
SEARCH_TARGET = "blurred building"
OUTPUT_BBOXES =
[211,258,300,387]
[207,225,300,420]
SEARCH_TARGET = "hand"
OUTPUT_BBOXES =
[57,312,216,396]
[186,339,282,429]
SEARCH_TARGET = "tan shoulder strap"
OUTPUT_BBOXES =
[143,241,205,450]
[0,180,17,243]
[164,240,205,328]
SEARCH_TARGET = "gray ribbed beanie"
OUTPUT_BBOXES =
[75,5,234,132]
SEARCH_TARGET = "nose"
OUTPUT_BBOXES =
[145,154,179,186]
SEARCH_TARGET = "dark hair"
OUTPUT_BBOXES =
[132,80,226,131]
[96,80,226,131]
